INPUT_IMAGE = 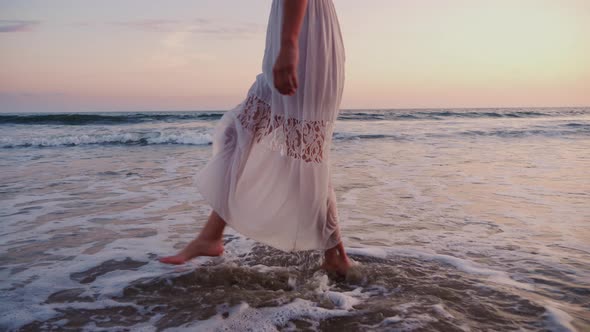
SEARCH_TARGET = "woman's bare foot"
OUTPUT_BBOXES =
[321,241,352,276]
[159,238,224,265]
[321,254,352,276]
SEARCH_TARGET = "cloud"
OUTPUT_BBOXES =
[111,18,264,37]
[146,27,216,68]
[150,29,194,68]
[112,19,182,32]
[0,20,40,33]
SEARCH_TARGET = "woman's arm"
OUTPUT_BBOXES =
[273,0,308,96]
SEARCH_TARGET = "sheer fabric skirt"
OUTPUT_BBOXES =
[195,0,345,252]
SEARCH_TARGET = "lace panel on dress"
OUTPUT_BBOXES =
[236,94,334,163]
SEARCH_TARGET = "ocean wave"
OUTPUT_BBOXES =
[4,124,587,148]
[333,123,590,141]
[0,131,213,148]
[0,112,223,125]
[333,132,406,140]
[337,109,586,121]
[2,108,587,125]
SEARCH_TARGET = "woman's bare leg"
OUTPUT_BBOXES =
[321,241,352,276]
[159,210,226,265]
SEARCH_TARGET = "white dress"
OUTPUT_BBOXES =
[195,0,345,252]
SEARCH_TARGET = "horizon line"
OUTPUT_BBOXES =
[0,105,588,114]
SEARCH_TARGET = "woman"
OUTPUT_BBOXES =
[160,0,351,275]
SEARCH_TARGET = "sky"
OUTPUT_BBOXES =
[0,0,589,112]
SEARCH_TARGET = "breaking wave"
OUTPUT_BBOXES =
[0,112,223,125]
[0,131,213,148]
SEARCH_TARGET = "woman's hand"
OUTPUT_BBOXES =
[273,44,299,96]
[274,0,307,96]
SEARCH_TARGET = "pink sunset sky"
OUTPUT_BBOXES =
[1,0,589,112]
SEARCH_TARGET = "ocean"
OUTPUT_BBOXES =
[1,107,589,331]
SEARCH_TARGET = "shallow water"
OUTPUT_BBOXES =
[1,108,589,331]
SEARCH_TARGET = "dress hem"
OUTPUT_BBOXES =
[195,172,341,253]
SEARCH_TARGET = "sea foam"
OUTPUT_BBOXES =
[0,131,213,148]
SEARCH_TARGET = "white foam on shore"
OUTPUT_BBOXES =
[0,231,574,331]
[325,291,360,310]
[154,265,363,331]
[165,298,353,332]
[0,160,261,331]
[366,302,440,331]
[0,237,533,330]
[346,246,534,290]
[0,225,247,330]
[0,303,57,332]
